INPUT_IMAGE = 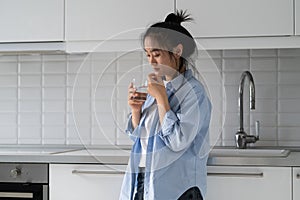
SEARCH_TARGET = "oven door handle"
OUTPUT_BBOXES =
[0,192,33,198]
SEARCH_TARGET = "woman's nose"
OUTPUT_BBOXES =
[149,56,157,65]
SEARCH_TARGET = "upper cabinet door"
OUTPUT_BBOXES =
[65,0,174,41]
[296,0,300,35]
[0,0,64,43]
[176,0,294,38]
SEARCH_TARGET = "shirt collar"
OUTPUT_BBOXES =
[165,69,193,92]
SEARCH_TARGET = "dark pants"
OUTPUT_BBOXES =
[134,172,145,200]
[133,171,203,200]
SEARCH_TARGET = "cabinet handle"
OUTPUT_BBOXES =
[207,172,263,178]
[296,174,300,179]
[0,192,33,198]
[72,170,125,175]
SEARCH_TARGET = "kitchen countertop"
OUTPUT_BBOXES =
[1,145,300,167]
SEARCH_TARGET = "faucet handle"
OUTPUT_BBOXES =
[255,121,260,139]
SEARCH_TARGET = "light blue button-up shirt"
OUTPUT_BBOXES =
[120,69,212,200]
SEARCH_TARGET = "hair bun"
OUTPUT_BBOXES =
[164,10,193,25]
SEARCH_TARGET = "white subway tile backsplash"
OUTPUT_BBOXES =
[18,126,41,140]
[250,113,277,127]
[67,60,91,74]
[19,55,42,62]
[0,49,298,146]
[279,99,300,113]
[223,58,250,72]
[253,99,277,113]
[20,75,41,86]
[252,71,277,85]
[44,75,65,86]
[43,113,65,125]
[278,49,300,57]
[0,62,18,74]
[0,88,17,99]
[0,75,17,86]
[198,50,222,59]
[67,113,90,126]
[0,101,17,112]
[44,61,66,73]
[19,101,41,112]
[279,113,300,127]
[250,49,277,57]
[278,85,300,99]
[43,126,65,139]
[94,86,115,100]
[92,73,115,86]
[251,57,277,71]
[197,58,222,72]
[279,72,300,85]
[19,113,41,125]
[43,100,65,112]
[0,55,17,62]
[0,126,17,138]
[68,100,91,112]
[67,87,90,100]
[0,113,17,125]
[44,88,65,100]
[256,85,277,99]
[279,57,300,71]
[20,62,42,74]
[67,74,90,87]
[223,50,249,58]
[278,127,300,141]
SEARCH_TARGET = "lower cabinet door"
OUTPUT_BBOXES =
[293,167,300,200]
[206,166,292,200]
[50,164,127,200]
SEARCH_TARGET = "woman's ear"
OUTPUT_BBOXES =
[173,44,183,58]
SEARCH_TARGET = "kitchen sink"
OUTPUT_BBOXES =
[209,146,290,157]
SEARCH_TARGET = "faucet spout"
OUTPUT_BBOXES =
[238,71,255,132]
[235,71,258,149]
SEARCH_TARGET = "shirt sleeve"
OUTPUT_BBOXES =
[125,113,140,142]
[158,89,211,152]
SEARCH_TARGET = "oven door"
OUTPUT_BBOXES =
[0,183,48,200]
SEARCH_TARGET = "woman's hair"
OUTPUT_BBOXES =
[141,10,198,73]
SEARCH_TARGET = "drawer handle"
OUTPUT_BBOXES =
[72,170,125,175]
[0,192,33,198]
[207,172,263,178]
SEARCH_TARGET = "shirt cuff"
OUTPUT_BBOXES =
[160,109,179,137]
[125,113,140,140]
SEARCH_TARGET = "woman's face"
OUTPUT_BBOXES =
[144,36,179,80]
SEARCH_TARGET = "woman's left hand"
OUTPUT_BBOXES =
[147,73,168,101]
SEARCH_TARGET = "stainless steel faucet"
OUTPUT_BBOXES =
[235,71,259,149]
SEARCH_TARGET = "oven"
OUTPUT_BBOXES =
[0,163,48,200]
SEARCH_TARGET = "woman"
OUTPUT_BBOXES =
[120,10,211,200]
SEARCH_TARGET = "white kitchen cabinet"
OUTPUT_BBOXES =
[65,0,174,41]
[296,0,300,35]
[293,167,300,200]
[206,166,292,200]
[50,164,127,200]
[176,0,293,38]
[0,0,64,43]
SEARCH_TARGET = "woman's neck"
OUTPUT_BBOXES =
[165,66,186,81]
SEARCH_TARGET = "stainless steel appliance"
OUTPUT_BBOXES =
[0,163,48,200]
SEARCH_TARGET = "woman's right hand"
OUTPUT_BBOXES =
[128,82,145,112]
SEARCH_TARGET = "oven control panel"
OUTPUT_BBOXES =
[0,163,48,183]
